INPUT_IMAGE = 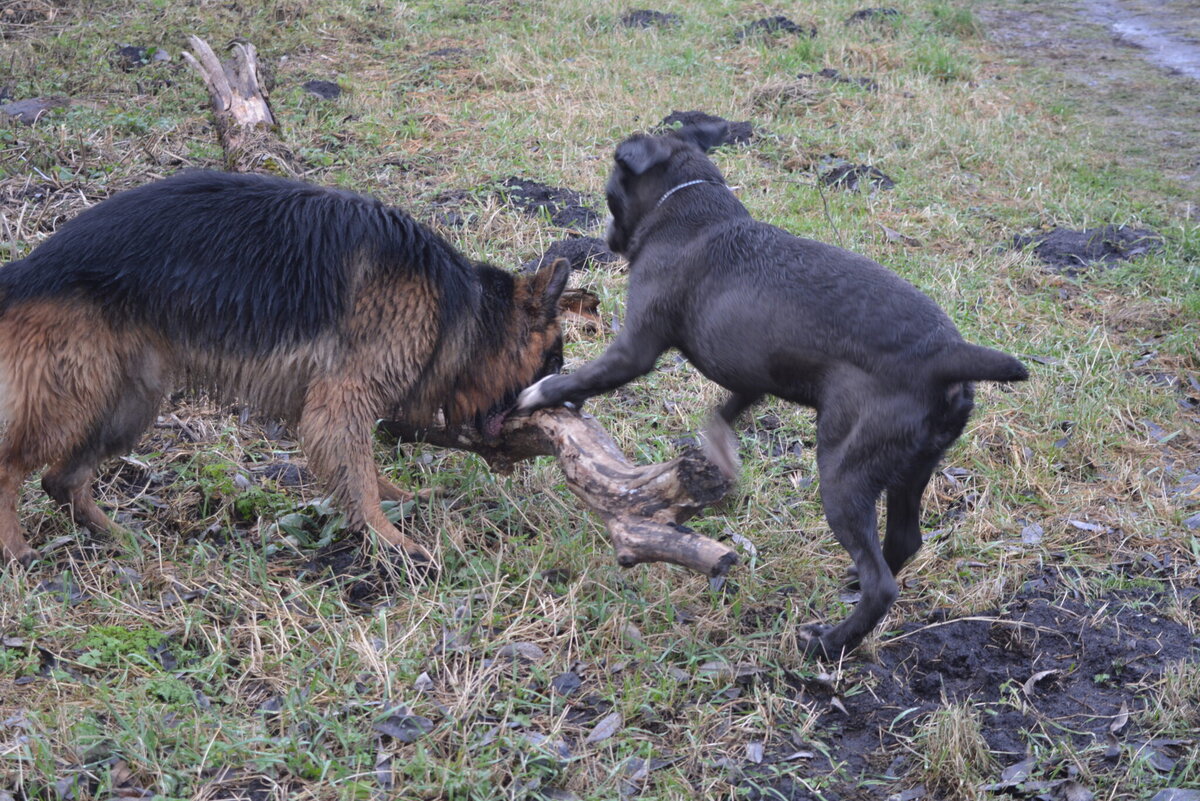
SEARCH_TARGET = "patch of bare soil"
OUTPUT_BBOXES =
[620,9,681,29]
[740,578,1199,800]
[658,110,755,145]
[498,177,601,230]
[979,0,1200,200]
[1014,224,1163,276]
[520,236,619,273]
[735,16,816,42]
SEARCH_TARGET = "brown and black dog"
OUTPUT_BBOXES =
[520,123,1027,657]
[0,170,569,568]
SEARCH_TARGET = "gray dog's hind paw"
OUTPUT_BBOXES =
[700,412,741,481]
[798,624,849,661]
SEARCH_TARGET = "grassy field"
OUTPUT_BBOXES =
[1,1,1198,799]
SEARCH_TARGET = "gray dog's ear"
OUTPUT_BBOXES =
[673,121,728,153]
[614,136,674,175]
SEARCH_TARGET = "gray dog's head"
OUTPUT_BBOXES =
[604,122,728,256]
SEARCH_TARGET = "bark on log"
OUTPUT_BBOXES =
[181,35,299,175]
[382,408,739,579]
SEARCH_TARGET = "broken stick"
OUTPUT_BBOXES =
[181,35,299,174]
[382,408,738,579]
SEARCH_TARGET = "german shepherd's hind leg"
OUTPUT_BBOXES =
[300,379,434,572]
[41,351,166,543]
[0,457,37,566]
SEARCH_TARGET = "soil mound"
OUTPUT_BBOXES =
[521,236,619,273]
[620,9,681,29]
[499,178,601,230]
[1014,225,1162,275]
[735,16,815,41]
[821,162,895,191]
[658,110,754,146]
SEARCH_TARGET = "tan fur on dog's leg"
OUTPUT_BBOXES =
[300,379,432,565]
[0,462,36,566]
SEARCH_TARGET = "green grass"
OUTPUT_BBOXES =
[1,0,1198,799]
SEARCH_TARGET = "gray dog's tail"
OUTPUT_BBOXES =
[931,342,1029,385]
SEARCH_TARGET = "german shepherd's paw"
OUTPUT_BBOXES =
[5,546,40,569]
[382,545,440,583]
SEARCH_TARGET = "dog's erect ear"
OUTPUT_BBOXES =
[531,257,571,320]
[673,121,729,153]
[614,136,674,175]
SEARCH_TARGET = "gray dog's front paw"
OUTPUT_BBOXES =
[517,374,562,412]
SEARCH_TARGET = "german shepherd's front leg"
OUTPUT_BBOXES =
[300,378,432,568]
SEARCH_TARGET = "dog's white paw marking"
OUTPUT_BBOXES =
[517,376,553,411]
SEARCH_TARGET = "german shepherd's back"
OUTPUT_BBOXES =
[0,171,569,567]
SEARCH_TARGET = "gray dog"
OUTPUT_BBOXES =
[518,123,1027,657]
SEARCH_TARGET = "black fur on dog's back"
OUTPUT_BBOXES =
[0,171,477,355]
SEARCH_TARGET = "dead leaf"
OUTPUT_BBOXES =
[1063,781,1095,801]
[1149,790,1200,801]
[495,642,546,662]
[697,661,762,681]
[559,287,602,334]
[782,750,814,760]
[374,713,434,743]
[879,224,922,247]
[585,711,622,744]
[1021,523,1044,545]
[1110,701,1129,735]
[745,742,764,764]
[1022,669,1060,696]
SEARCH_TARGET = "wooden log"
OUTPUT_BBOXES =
[382,408,739,579]
[181,35,299,175]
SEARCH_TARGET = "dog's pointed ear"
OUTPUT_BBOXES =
[673,121,729,152]
[531,257,571,320]
[614,136,673,175]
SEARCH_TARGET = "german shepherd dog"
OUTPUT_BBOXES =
[519,124,1027,657]
[0,171,569,568]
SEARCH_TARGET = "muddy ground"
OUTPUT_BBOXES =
[980,0,1200,201]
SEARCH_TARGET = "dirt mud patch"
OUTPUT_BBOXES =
[735,16,815,42]
[0,96,67,124]
[739,580,1199,799]
[658,110,755,145]
[846,8,901,26]
[980,1,1200,198]
[1014,224,1163,275]
[799,67,879,92]
[520,236,619,273]
[620,9,681,30]
[820,161,896,192]
[301,79,341,100]
[498,177,601,230]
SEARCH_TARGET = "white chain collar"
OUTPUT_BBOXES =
[654,179,728,209]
